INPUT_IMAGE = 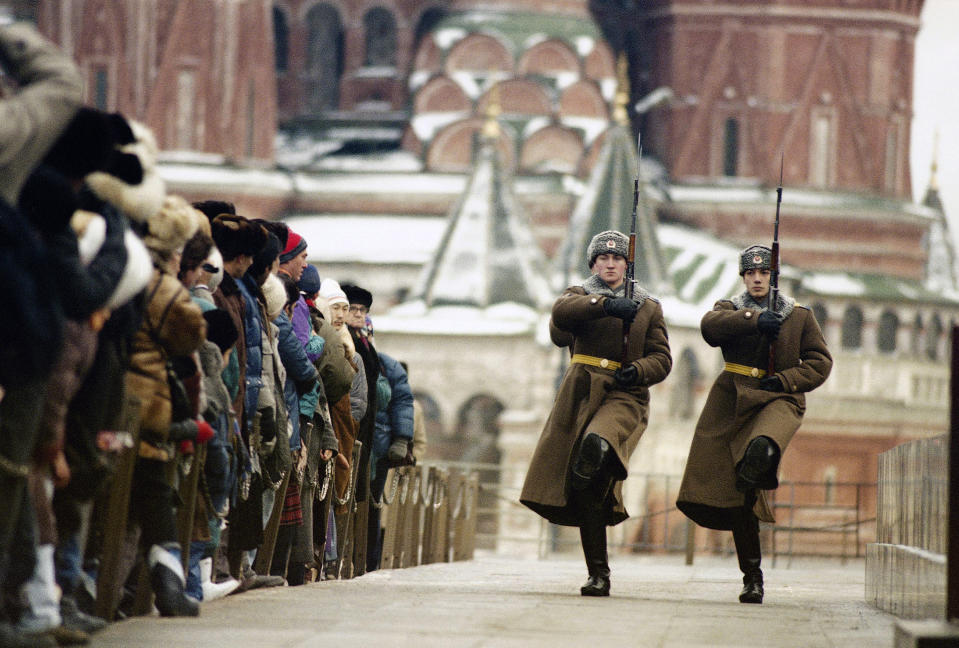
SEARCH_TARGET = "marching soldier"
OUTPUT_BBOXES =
[521,230,672,597]
[676,245,832,604]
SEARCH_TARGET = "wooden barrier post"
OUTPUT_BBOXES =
[95,396,141,621]
[176,443,205,572]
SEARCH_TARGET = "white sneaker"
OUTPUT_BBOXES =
[199,557,239,601]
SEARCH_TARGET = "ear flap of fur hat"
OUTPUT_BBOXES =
[144,195,200,254]
[85,119,165,223]
[107,227,153,310]
[72,210,107,266]
[263,272,287,320]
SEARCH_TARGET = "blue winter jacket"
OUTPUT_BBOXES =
[237,275,264,434]
[372,352,414,462]
[275,311,317,449]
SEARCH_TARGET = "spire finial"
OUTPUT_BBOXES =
[613,53,630,126]
[930,129,939,191]
[482,81,501,140]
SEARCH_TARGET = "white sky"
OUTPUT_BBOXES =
[911,0,958,226]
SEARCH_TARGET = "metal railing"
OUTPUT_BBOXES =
[422,460,878,564]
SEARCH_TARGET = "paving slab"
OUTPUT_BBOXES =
[87,553,896,648]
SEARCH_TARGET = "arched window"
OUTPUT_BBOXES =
[823,466,837,505]
[363,7,397,68]
[273,6,289,73]
[305,3,344,111]
[669,348,700,420]
[455,394,505,550]
[927,313,943,361]
[411,391,444,456]
[723,118,738,176]
[811,302,828,329]
[841,305,863,350]
[877,310,899,353]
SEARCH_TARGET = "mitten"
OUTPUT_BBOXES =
[759,375,784,392]
[613,364,640,387]
[603,297,638,322]
[757,310,783,340]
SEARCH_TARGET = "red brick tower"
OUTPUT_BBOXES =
[36,0,277,164]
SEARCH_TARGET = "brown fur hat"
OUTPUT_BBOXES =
[144,194,200,255]
[211,214,268,261]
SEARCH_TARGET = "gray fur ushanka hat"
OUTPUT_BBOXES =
[586,230,629,268]
[739,245,772,275]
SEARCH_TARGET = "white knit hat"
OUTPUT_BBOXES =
[319,278,348,306]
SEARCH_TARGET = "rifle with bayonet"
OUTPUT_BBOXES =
[620,135,640,367]
[767,154,784,376]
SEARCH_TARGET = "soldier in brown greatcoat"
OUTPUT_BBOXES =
[521,230,671,597]
[676,245,832,605]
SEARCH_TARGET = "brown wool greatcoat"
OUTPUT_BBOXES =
[676,299,832,530]
[520,286,672,527]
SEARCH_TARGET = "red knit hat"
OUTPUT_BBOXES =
[279,230,306,263]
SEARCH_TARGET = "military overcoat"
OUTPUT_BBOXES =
[520,283,671,527]
[676,296,832,529]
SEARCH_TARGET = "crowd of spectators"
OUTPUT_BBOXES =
[0,23,420,648]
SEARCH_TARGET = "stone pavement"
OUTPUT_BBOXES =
[88,553,894,648]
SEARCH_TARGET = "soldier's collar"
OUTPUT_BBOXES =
[731,290,795,318]
[582,274,648,306]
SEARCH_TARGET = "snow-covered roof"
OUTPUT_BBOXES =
[281,214,447,264]
[373,299,543,336]
[669,183,940,222]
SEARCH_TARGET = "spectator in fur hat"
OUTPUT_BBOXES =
[209,214,267,438]
[339,282,381,526]
[192,199,236,224]
[124,191,208,617]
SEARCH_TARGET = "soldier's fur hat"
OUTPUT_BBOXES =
[739,245,772,275]
[587,230,629,268]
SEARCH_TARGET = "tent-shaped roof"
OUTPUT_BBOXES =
[411,126,553,310]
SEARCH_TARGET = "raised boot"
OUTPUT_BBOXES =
[732,508,764,604]
[570,434,611,492]
[148,544,199,617]
[735,436,780,493]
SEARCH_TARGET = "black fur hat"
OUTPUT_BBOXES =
[203,308,239,353]
[247,232,280,279]
[341,283,373,309]
[192,200,236,223]
[211,214,268,261]
[42,108,141,183]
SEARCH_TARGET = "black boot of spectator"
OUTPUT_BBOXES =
[148,544,199,617]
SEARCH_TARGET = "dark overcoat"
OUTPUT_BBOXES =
[676,298,832,529]
[520,285,671,526]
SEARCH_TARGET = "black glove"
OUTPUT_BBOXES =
[294,374,317,397]
[603,297,639,322]
[387,439,412,466]
[757,310,783,340]
[759,375,784,392]
[613,364,640,387]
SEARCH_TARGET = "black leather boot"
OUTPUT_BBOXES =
[732,508,763,604]
[575,482,611,597]
[570,434,611,492]
[735,436,780,493]
[579,522,610,596]
[148,543,199,617]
